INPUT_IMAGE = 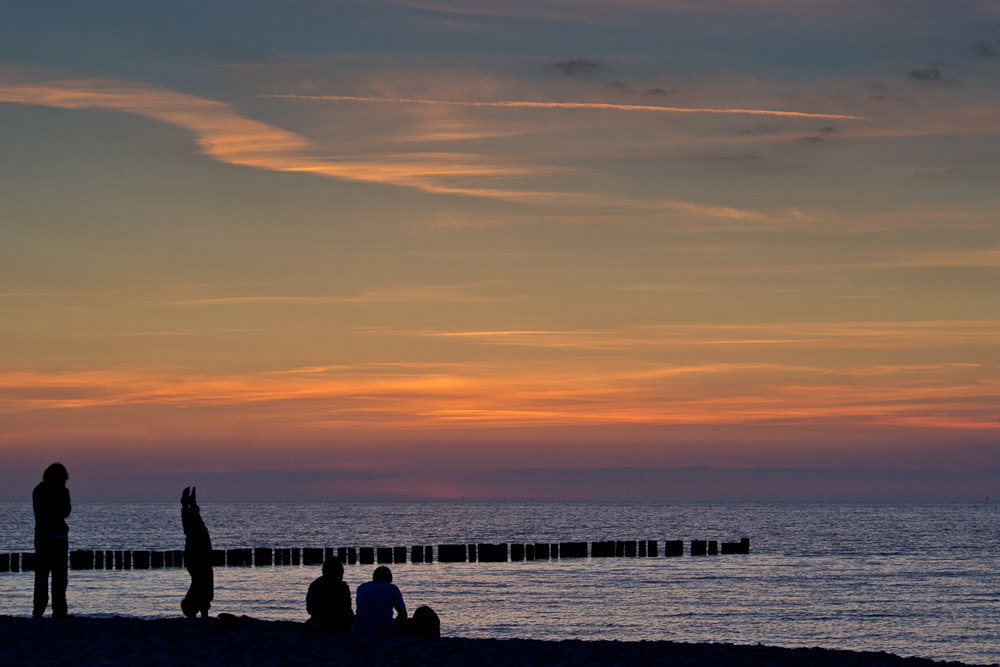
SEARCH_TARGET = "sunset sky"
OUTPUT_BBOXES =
[1,0,998,500]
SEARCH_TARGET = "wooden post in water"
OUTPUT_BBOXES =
[708,540,718,555]
[625,541,637,557]
[11,553,20,572]
[151,551,164,568]
[664,540,683,557]
[691,540,707,556]
[393,546,407,564]
[133,551,150,569]
[0,553,8,572]
[303,548,323,565]
[359,547,374,564]
[648,540,659,557]
[70,550,93,570]
[348,547,357,565]
[511,544,525,561]
[560,542,586,558]
[639,541,647,557]
[740,537,750,554]
[478,544,508,562]
[437,545,466,562]
[337,547,347,563]
[534,543,549,560]
[376,547,392,563]
[256,548,273,566]
[468,544,477,562]
[424,546,433,563]
[526,544,535,560]
[411,545,424,563]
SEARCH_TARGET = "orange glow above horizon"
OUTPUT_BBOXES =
[3,320,998,441]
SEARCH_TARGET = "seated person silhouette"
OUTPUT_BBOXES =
[352,566,406,635]
[306,556,354,633]
[180,487,213,618]
[405,605,441,638]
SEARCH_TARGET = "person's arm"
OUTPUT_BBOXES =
[306,579,320,617]
[394,587,407,619]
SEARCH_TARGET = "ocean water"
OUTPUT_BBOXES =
[1,502,997,665]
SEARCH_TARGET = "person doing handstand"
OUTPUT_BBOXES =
[352,566,406,635]
[306,556,354,633]
[180,487,213,618]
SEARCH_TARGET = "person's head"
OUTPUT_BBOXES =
[322,557,344,580]
[373,566,392,583]
[410,606,441,639]
[43,463,68,485]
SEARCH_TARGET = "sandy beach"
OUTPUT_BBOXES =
[1,615,992,667]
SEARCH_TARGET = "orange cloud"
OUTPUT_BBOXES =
[1,355,997,435]
[263,94,868,120]
[0,70,869,216]
[0,71,549,199]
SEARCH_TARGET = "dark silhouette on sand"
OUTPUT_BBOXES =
[406,605,441,638]
[180,487,213,618]
[33,463,71,619]
[352,566,406,635]
[306,557,354,633]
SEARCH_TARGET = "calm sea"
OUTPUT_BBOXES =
[1,502,997,664]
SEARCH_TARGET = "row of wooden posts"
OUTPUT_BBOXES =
[0,538,749,572]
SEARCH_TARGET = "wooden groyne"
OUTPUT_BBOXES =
[0,539,749,571]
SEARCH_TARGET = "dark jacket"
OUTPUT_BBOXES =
[33,481,71,537]
[182,505,212,570]
[307,576,354,631]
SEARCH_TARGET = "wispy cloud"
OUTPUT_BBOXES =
[3,321,997,432]
[909,67,943,82]
[0,71,547,200]
[262,93,868,120]
[552,59,602,76]
[403,321,1000,351]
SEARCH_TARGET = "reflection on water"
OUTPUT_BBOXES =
[1,502,997,665]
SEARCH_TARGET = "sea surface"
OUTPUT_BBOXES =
[1,502,997,665]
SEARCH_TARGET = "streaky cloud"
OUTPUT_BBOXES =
[263,93,868,120]
[0,71,548,200]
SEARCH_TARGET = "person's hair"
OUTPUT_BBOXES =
[322,557,344,579]
[373,566,392,582]
[43,463,68,483]
[410,605,441,638]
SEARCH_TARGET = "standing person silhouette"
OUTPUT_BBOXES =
[180,487,213,618]
[33,463,71,619]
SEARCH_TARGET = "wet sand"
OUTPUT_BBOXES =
[0,615,991,667]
